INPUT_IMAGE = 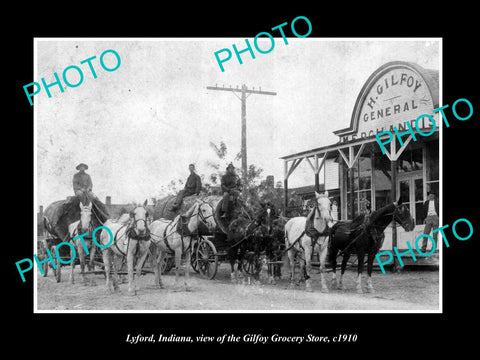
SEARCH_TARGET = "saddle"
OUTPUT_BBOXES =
[332,214,366,236]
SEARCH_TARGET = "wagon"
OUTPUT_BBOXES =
[151,194,288,281]
[149,234,219,279]
[37,233,108,282]
[40,196,114,282]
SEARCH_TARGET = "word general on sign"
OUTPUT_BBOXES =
[23,49,121,106]
[376,217,474,273]
[214,16,312,72]
[375,97,473,154]
[15,226,114,282]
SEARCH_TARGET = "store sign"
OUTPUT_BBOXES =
[338,66,437,142]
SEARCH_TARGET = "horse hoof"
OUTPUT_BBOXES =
[356,287,364,294]
[331,279,337,288]
[128,289,136,296]
[367,286,375,294]
[305,286,314,293]
[288,283,295,290]
[321,287,329,293]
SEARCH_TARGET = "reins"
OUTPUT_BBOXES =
[283,205,331,255]
[334,205,410,257]
[150,202,213,254]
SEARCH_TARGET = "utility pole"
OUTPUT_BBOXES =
[206,84,277,181]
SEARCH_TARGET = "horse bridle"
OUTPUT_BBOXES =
[197,200,215,224]
[392,203,412,228]
[365,203,411,232]
[77,206,95,236]
[129,206,150,239]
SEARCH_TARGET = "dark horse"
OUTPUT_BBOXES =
[226,202,276,284]
[329,200,415,293]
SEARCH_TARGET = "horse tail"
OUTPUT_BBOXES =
[326,230,336,264]
[284,224,289,246]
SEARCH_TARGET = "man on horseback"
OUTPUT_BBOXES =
[170,164,202,211]
[220,163,242,219]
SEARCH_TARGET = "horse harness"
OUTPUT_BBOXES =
[109,210,151,257]
[283,204,331,255]
[151,202,214,255]
[228,207,275,251]
[333,205,408,257]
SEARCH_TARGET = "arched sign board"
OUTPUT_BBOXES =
[335,61,439,143]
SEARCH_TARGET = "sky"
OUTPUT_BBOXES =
[35,38,440,206]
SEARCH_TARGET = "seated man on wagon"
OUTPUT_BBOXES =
[170,164,202,212]
[73,163,97,202]
[71,163,109,222]
[220,163,242,219]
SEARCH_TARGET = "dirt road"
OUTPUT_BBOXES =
[36,263,439,311]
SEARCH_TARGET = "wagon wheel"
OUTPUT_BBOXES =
[196,238,218,279]
[242,252,260,276]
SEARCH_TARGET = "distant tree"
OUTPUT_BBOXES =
[154,141,284,213]
[205,141,285,211]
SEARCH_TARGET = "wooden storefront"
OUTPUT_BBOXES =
[281,61,440,252]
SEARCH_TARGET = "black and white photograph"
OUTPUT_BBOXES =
[8,7,479,354]
[33,38,441,312]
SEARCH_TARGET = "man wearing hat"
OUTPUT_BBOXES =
[220,163,242,217]
[171,164,202,211]
[421,191,439,253]
[73,163,97,202]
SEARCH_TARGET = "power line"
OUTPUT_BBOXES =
[206,84,277,181]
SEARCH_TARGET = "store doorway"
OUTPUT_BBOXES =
[397,171,424,227]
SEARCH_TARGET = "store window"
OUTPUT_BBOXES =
[373,153,392,210]
[397,147,423,173]
[425,140,439,196]
[346,155,372,219]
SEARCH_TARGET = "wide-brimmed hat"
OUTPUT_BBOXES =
[226,163,235,170]
[76,163,88,170]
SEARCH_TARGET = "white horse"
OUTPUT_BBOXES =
[149,200,216,291]
[68,201,96,285]
[284,191,332,292]
[99,200,150,295]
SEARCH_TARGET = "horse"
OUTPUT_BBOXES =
[225,200,271,284]
[226,201,282,285]
[149,200,216,291]
[249,202,286,284]
[267,215,288,284]
[99,200,151,295]
[67,201,98,285]
[284,192,332,292]
[328,199,415,293]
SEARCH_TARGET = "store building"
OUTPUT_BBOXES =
[281,61,440,251]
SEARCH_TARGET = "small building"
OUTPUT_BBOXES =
[280,61,440,253]
[104,196,135,218]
